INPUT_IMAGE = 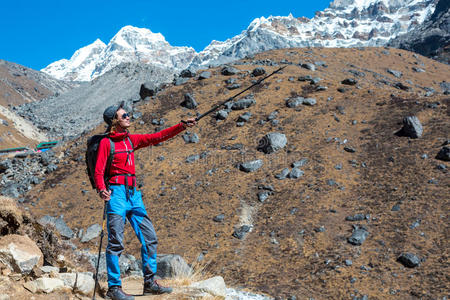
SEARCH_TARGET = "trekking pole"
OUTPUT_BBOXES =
[182,65,286,124]
[92,202,107,300]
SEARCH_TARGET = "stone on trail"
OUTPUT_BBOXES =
[301,63,316,71]
[180,69,196,78]
[397,253,420,268]
[239,160,263,172]
[190,276,227,297]
[288,168,304,179]
[387,69,403,78]
[232,225,251,239]
[341,78,358,85]
[38,215,74,239]
[216,110,228,120]
[275,168,290,180]
[257,132,287,154]
[32,277,66,293]
[0,234,43,274]
[57,272,95,295]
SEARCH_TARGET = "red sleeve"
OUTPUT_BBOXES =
[130,122,186,150]
[94,138,110,192]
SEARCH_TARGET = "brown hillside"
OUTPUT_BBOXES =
[24,47,449,299]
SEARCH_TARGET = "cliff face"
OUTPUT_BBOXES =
[389,0,450,64]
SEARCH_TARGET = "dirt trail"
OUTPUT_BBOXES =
[0,104,47,143]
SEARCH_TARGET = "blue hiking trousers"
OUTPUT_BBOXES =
[105,185,157,287]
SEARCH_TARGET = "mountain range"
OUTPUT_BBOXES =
[42,0,439,81]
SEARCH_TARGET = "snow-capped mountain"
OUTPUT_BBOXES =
[42,0,438,81]
[43,26,196,81]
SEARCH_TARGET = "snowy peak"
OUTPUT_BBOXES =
[42,26,195,81]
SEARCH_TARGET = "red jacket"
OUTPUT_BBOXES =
[94,123,186,191]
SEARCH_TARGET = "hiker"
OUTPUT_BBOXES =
[94,101,196,300]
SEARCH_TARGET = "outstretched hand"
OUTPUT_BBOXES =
[182,118,197,128]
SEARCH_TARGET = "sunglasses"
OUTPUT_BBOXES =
[119,113,130,120]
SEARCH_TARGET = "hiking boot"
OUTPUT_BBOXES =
[143,280,173,295]
[105,285,134,300]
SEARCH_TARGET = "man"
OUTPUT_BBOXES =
[95,101,196,300]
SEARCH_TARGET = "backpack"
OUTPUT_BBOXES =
[85,134,134,190]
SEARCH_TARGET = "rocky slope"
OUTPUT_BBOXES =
[18,47,450,299]
[389,0,450,64]
[42,0,437,81]
[14,63,175,140]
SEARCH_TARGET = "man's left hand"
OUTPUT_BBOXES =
[183,118,197,127]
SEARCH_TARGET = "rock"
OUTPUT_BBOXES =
[180,69,196,78]
[341,78,358,85]
[81,224,101,243]
[348,226,369,246]
[412,67,425,73]
[257,132,287,154]
[0,234,43,274]
[397,253,420,268]
[436,147,450,161]
[181,93,198,109]
[1,184,20,198]
[345,214,366,221]
[237,112,252,122]
[46,163,58,173]
[216,110,229,120]
[231,97,256,110]
[387,69,403,78]
[286,97,304,108]
[298,75,313,82]
[185,154,200,164]
[40,266,59,273]
[221,66,239,75]
[32,277,65,293]
[301,63,316,71]
[182,132,199,143]
[292,158,308,168]
[393,82,411,91]
[139,82,158,99]
[57,272,95,295]
[396,116,423,138]
[302,98,317,106]
[232,225,251,239]
[156,254,192,278]
[198,71,211,80]
[190,276,226,297]
[344,147,356,153]
[258,191,270,202]
[288,168,304,179]
[275,168,290,180]
[38,215,74,239]
[440,82,450,94]
[252,67,266,76]
[174,77,189,86]
[213,214,225,222]
[239,160,263,172]
[226,83,241,90]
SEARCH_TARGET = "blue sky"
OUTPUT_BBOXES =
[1,0,331,70]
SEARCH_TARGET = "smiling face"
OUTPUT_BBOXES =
[115,108,131,130]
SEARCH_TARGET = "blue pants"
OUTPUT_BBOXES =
[106,185,158,287]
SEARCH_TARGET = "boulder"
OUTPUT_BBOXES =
[341,78,358,85]
[221,66,239,75]
[301,63,316,71]
[216,110,229,120]
[436,146,450,161]
[180,69,196,78]
[57,272,95,295]
[81,224,101,243]
[348,226,369,246]
[396,116,423,138]
[239,160,263,172]
[198,71,211,80]
[387,69,403,78]
[181,93,198,109]
[190,276,227,297]
[38,215,74,239]
[139,82,158,99]
[0,234,43,274]
[156,254,192,278]
[231,97,256,110]
[397,253,420,268]
[252,67,266,76]
[257,132,287,154]
[232,225,251,239]
[32,277,65,293]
